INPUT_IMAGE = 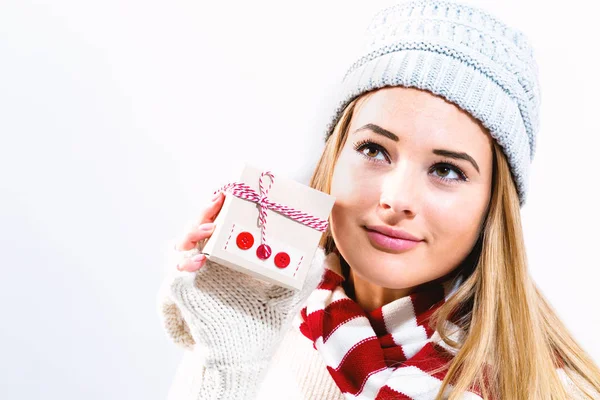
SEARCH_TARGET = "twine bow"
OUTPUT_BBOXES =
[212,171,328,258]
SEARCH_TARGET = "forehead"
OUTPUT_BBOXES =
[350,87,492,149]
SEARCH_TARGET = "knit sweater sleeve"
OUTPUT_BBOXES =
[157,242,330,399]
[166,348,208,400]
[156,250,196,350]
[157,253,270,400]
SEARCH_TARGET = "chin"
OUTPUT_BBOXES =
[350,258,422,289]
[370,274,419,289]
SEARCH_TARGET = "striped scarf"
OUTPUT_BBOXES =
[297,253,484,399]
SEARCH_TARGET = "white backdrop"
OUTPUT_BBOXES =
[1,0,598,399]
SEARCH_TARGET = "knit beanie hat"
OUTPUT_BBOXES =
[323,0,541,206]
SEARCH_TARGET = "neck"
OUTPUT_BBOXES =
[342,256,464,312]
[346,269,416,312]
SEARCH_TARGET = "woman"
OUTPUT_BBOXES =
[157,1,600,399]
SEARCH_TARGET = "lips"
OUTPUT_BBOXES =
[364,225,423,242]
[365,228,422,252]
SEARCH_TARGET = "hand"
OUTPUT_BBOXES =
[173,191,225,272]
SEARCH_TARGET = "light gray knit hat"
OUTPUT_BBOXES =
[324,0,541,206]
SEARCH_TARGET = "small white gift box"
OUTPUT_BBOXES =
[201,163,336,290]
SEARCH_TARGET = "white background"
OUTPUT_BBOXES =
[1,0,599,398]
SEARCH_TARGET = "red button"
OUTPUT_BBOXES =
[274,252,290,268]
[256,244,272,260]
[236,232,254,250]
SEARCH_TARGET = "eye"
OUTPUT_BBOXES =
[351,140,469,184]
[430,162,468,183]
[352,139,389,163]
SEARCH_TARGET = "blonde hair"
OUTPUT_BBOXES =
[308,93,600,399]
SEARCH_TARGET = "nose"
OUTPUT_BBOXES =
[379,162,419,217]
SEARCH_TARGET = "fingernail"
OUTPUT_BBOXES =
[211,192,222,201]
[199,223,215,231]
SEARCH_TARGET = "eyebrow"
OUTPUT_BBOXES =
[353,123,480,173]
[432,149,480,173]
[354,123,399,141]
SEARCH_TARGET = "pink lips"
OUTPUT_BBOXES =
[364,225,423,252]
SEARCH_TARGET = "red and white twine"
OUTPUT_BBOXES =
[212,171,329,257]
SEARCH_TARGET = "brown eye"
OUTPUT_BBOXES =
[353,140,389,163]
[363,146,380,158]
[430,162,468,183]
[435,166,451,177]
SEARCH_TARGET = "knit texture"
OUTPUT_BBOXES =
[323,0,541,206]
[157,241,327,399]
[257,328,345,399]
[297,252,483,399]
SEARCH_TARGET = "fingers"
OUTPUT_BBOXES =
[176,223,216,251]
[175,192,225,251]
[176,253,207,272]
[197,191,225,225]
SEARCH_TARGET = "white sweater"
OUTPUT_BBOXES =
[165,326,344,400]
[157,245,344,400]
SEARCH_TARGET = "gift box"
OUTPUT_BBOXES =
[200,163,336,290]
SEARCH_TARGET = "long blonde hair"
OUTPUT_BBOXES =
[308,93,600,399]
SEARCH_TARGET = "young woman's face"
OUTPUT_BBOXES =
[330,87,493,290]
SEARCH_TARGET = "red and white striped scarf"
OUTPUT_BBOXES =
[297,253,484,399]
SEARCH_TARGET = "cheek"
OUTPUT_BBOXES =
[425,191,487,253]
[330,151,380,202]
[330,154,379,240]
